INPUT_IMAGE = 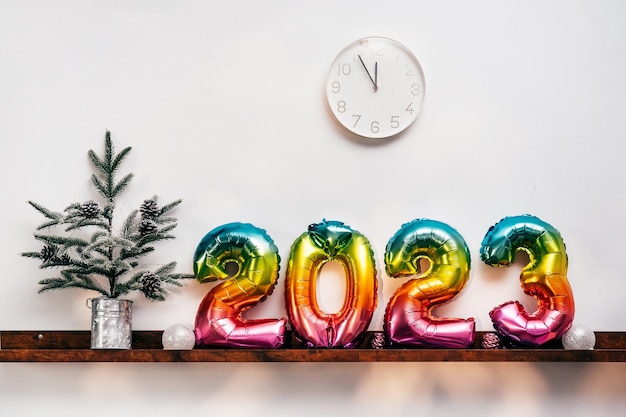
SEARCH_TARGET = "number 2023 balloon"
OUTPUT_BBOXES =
[193,222,287,348]
[480,215,575,346]
[384,219,475,348]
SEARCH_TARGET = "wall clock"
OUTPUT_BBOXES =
[325,36,425,139]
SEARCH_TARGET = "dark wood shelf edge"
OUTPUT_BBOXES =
[1,348,625,362]
[1,331,625,362]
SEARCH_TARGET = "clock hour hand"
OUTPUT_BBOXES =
[358,54,378,92]
[373,61,378,91]
[375,61,378,89]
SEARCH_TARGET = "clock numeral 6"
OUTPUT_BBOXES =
[371,121,380,134]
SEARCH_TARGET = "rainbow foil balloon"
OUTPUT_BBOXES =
[285,220,378,348]
[384,219,475,348]
[193,222,286,348]
[480,215,575,346]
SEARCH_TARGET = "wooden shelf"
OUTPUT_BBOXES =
[1,331,624,362]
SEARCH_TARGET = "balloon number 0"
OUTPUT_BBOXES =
[285,220,377,348]
[193,215,575,348]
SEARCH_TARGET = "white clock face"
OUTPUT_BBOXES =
[326,37,425,139]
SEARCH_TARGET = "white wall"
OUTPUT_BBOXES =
[1,1,625,416]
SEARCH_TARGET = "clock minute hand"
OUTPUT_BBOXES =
[358,54,378,92]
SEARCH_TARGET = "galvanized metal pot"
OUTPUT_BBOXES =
[88,297,133,349]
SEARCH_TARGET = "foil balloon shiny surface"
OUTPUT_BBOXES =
[193,222,286,348]
[384,219,475,348]
[285,219,378,348]
[480,215,575,346]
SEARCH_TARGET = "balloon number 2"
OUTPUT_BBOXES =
[193,223,287,348]
[384,219,475,348]
[193,215,575,348]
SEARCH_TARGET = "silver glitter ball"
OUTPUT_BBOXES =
[562,324,596,350]
[162,323,196,350]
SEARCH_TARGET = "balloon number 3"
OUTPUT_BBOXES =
[480,215,575,346]
[192,215,575,349]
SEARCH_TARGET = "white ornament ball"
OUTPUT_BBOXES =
[162,323,196,350]
[562,324,596,350]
